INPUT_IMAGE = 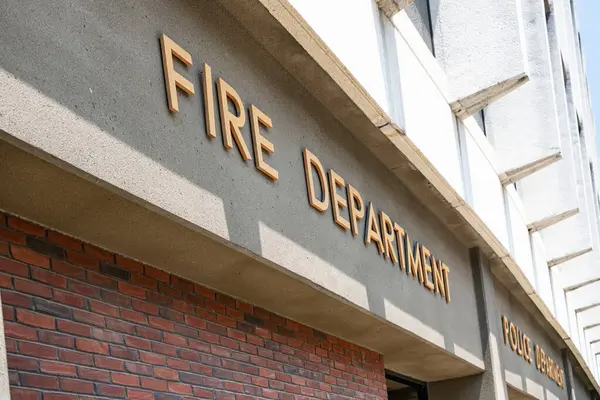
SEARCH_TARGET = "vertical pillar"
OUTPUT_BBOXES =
[0,294,9,400]
[562,349,576,400]
[429,248,508,400]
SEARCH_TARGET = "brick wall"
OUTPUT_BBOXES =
[0,212,387,400]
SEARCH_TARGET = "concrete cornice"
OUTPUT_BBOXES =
[499,151,562,186]
[527,207,580,233]
[375,0,413,18]
[215,0,600,394]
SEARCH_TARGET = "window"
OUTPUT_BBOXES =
[405,0,434,54]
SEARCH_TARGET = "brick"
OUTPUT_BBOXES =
[125,336,151,350]
[97,384,126,398]
[102,290,131,307]
[184,315,206,330]
[34,298,71,319]
[39,331,75,348]
[141,377,168,391]
[31,267,66,287]
[175,324,197,338]
[51,260,86,279]
[99,262,130,281]
[140,352,166,365]
[106,318,136,334]
[10,388,41,400]
[11,246,49,268]
[90,300,119,317]
[115,254,143,273]
[19,342,58,360]
[193,387,214,398]
[20,373,58,390]
[59,349,93,366]
[125,362,153,376]
[93,328,124,344]
[0,273,10,289]
[118,281,146,299]
[0,242,8,256]
[87,271,117,289]
[144,265,170,283]
[66,251,98,270]
[1,290,34,308]
[151,341,177,357]
[0,227,26,245]
[163,333,187,347]
[172,299,194,314]
[48,231,82,251]
[110,345,139,361]
[154,367,178,381]
[121,309,147,325]
[131,274,157,290]
[147,291,171,305]
[224,381,244,393]
[179,372,203,385]
[84,244,114,262]
[73,310,105,327]
[58,319,91,337]
[136,326,161,341]
[132,299,158,315]
[40,360,77,376]
[7,354,39,371]
[26,236,65,259]
[60,377,94,394]
[94,355,125,371]
[159,307,183,322]
[76,338,109,354]
[68,281,100,298]
[3,304,14,320]
[127,389,154,400]
[168,382,192,395]
[5,338,16,352]
[155,394,181,400]
[54,290,86,308]
[46,395,81,400]
[78,367,111,382]
[148,316,174,331]
[166,357,190,371]
[0,258,29,277]
[206,322,227,336]
[205,298,226,314]
[7,217,45,237]
[14,278,52,299]
[112,372,140,386]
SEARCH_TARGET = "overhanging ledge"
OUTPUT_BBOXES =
[213,0,600,394]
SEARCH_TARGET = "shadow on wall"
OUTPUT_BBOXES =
[0,0,481,367]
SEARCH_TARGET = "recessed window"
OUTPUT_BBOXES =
[405,0,435,54]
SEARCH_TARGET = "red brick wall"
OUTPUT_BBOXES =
[0,212,387,400]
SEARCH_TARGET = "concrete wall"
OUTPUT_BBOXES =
[0,0,483,373]
[495,279,568,400]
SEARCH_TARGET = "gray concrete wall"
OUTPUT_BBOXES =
[0,0,483,373]
[495,279,568,399]
[574,370,593,400]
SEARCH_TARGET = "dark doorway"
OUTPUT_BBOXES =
[386,370,428,400]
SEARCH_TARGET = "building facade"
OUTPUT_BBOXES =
[0,0,598,399]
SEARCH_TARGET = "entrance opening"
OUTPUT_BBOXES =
[386,370,428,400]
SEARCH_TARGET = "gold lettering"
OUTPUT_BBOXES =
[202,63,216,138]
[364,202,384,254]
[442,263,451,303]
[406,237,424,284]
[516,327,523,356]
[433,258,445,297]
[380,212,397,263]
[160,34,195,113]
[302,149,329,212]
[502,316,509,346]
[328,170,350,231]
[217,78,252,161]
[509,323,518,351]
[347,185,364,237]
[249,104,278,180]
[420,245,435,291]
[393,223,406,270]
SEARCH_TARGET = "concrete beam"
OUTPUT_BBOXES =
[450,73,529,119]
[499,151,562,185]
[376,0,413,17]
[527,207,580,233]
[548,247,593,268]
